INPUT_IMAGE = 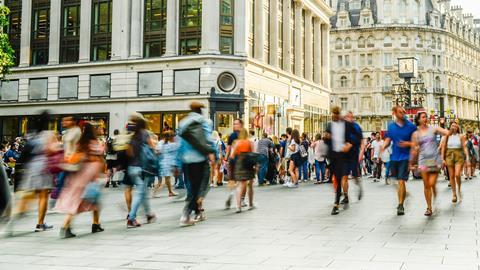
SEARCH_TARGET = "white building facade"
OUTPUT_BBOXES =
[0,0,333,141]
[329,0,480,132]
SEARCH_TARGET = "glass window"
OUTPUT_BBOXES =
[335,38,342,50]
[362,75,371,87]
[144,0,167,58]
[340,76,347,87]
[340,97,348,111]
[138,72,163,95]
[90,74,111,97]
[367,53,373,65]
[384,53,392,66]
[5,0,21,66]
[400,35,408,47]
[29,78,48,100]
[179,0,202,55]
[0,80,19,101]
[337,55,342,67]
[60,0,81,63]
[31,0,50,66]
[384,74,392,88]
[345,55,350,66]
[344,37,351,49]
[367,36,374,47]
[358,36,365,48]
[174,69,200,94]
[59,76,78,99]
[384,36,392,47]
[91,0,112,61]
[220,0,234,54]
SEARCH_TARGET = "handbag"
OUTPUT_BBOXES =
[81,181,102,204]
[62,152,86,172]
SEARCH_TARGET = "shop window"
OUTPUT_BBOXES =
[144,0,167,58]
[90,74,110,97]
[29,78,48,100]
[0,80,19,101]
[60,0,80,63]
[179,0,202,55]
[220,0,234,54]
[59,76,78,99]
[5,0,21,66]
[31,0,50,66]
[138,71,162,96]
[174,69,200,94]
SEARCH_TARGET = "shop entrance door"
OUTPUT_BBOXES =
[215,112,236,137]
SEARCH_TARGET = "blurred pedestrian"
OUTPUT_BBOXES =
[224,119,244,209]
[176,102,215,226]
[105,129,120,188]
[311,133,328,184]
[285,129,301,188]
[256,133,273,186]
[154,130,178,197]
[56,122,106,238]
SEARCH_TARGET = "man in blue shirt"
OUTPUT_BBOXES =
[344,111,364,202]
[381,106,417,216]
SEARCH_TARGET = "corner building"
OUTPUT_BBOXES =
[0,0,333,141]
[329,0,480,132]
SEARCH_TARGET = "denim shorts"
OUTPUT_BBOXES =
[390,160,410,181]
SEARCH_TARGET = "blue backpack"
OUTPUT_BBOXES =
[140,144,158,176]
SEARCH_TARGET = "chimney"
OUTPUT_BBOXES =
[464,14,474,26]
[451,5,463,18]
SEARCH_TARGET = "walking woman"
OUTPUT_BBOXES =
[311,133,328,184]
[441,122,469,203]
[56,122,106,238]
[209,131,223,187]
[410,112,449,216]
[11,111,57,233]
[230,128,256,213]
[286,129,301,188]
[154,130,178,197]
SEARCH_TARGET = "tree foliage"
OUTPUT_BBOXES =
[0,6,14,80]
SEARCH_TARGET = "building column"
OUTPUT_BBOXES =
[269,0,279,66]
[304,10,313,81]
[164,0,178,57]
[313,18,321,84]
[48,0,61,65]
[253,0,264,61]
[111,0,131,60]
[130,0,142,58]
[321,23,330,88]
[294,1,303,77]
[79,0,92,62]
[282,0,291,72]
[19,0,32,67]
[200,0,220,54]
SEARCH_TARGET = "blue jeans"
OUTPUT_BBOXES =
[385,161,391,178]
[128,166,152,221]
[257,154,269,185]
[315,160,326,181]
[300,160,309,180]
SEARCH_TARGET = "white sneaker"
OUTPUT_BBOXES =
[287,182,298,188]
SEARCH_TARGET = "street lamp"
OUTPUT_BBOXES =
[392,57,427,109]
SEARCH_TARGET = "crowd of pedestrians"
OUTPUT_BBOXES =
[1,103,480,239]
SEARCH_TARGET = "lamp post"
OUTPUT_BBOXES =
[393,57,426,110]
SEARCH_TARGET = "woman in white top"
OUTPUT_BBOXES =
[441,122,469,203]
[311,133,328,183]
[285,129,301,188]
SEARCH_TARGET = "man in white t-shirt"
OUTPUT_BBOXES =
[370,132,384,182]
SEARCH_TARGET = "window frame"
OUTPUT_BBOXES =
[0,80,19,102]
[89,74,111,98]
[144,0,167,58]
[28,77,49,101]
[219,0,234,55]
[179,0,202,55]
[91,0,112,61]
[60,0,81,63]
[137,71,163,96]
[173,68,201,95]
[31,0,51,66]
[5,0,22,66]
[58,76,79,100]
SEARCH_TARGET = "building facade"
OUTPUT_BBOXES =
[329,0,480,132]
[0,0,333,141]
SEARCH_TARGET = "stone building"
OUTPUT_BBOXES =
[0,0,333,141]
[329,0,480,132]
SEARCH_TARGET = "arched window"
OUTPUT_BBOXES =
[335,38,343,50]
[384,74,392,90]
[431,38,436,49]
[384,36,392,47]
[362,75,372,87]
[367,36,375,47]
[358,36,365,48]
[400,35,408,47]
[437,38,442,49]
[340,76,348,87]
[344,37,352,49]
[434,76,441,90]
[416,36,423,48]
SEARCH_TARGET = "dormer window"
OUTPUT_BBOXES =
[363,17,370,25]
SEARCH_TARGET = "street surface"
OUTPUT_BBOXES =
[1,177,480,270]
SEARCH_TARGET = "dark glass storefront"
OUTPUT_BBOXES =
[0,113,109,143]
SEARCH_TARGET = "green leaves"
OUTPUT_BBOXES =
[0,5,15,80]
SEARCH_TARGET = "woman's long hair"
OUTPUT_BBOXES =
[78,122,97,152]
[291,129,300,144]
[414,112,427,127]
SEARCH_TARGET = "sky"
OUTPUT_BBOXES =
[449,0,480,19]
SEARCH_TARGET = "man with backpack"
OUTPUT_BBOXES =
[105,129,119,188]
[176,102,215,226]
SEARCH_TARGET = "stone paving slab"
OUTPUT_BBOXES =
[2,177,480,270]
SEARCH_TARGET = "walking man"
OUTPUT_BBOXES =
[381,106,417,215]
[343,111,364,202]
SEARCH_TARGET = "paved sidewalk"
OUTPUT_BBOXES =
[1,176,480,270]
